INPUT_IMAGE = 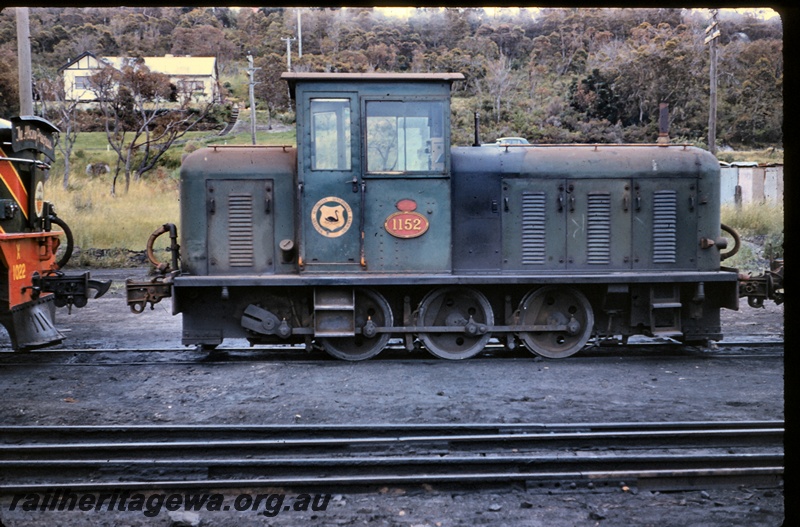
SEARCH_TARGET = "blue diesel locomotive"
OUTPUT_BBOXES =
[127,73,781,359]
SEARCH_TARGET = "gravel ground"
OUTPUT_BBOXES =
[0,268,786,526]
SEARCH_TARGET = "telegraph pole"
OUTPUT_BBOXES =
[246,54,260,145]
[281,37,296,72]
[705,9,720,155]
[16,7,34,115]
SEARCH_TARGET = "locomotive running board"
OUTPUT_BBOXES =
[172,270,740,287]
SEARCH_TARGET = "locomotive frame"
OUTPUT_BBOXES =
[127,72,779,360]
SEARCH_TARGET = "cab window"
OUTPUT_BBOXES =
[310,99,351,171]
[366,100,445,174]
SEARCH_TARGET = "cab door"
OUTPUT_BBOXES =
[300,96,362,269]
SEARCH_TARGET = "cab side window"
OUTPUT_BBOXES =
[310,99,351,171]
[366,101,445,174]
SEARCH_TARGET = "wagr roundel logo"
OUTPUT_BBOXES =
[311,196,353,238]
[384,199,429,239]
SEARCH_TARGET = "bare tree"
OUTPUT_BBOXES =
[37,76,81,189]
[89,60,213,195]
[482,54,516,123]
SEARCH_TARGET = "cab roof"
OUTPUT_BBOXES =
[282,72,464,99]
[281,72,464,82]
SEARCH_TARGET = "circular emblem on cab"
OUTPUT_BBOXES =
[311,196,353,238]
[384,199,430,239]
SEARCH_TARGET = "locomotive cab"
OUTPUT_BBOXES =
[286,73,462,273]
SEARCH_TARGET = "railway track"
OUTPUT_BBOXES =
[0,338,784,366]
[0,421,783,492]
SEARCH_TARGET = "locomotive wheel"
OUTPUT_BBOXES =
[416,287,493,360]
[517,286,594,359]
[320,288,393,361]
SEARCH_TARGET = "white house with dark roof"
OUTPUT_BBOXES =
[58,51,220,104]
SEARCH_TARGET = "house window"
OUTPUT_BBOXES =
[75,76,91,89]
[177,80,205,93]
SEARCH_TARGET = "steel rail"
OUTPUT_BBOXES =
[0,427,784,454]
[0,342,784,366]
[0,422,782,492]
[0,467,783,493]
[0,452,782,468]
[0,339,784,355]
[0,419,783,434]
[0,336,784,366]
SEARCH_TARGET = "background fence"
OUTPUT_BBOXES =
[719,164,783,206]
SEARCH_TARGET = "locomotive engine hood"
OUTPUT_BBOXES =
[452,143,720,180]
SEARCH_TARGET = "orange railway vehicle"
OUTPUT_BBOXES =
[0,116,109,350]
